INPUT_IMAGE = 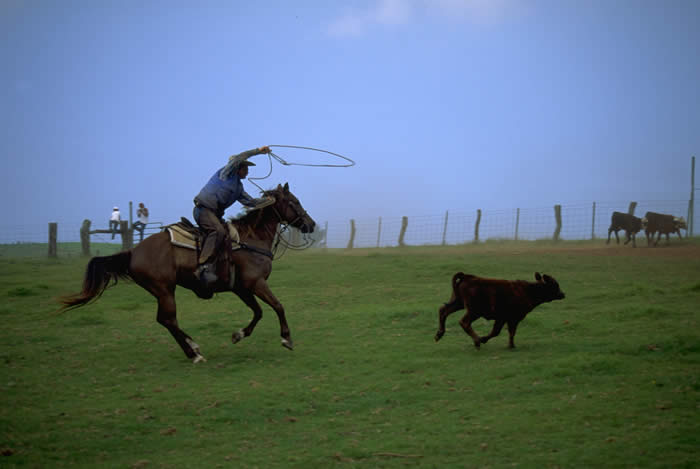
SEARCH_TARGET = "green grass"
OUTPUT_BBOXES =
[1,240,699,468]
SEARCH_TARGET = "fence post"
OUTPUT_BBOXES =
[80,219,91,256]
[591,202,596,240]
[398,216,408,246]
[515,208,520,241]
[347,219,356,249]
[376,217,382,248]
[441,211,449,245]
[48,222,57,258]
[120,220,132,250]
[474,209,481,243]
[323,221,328,249]
[553,205,562,241]
[627,201,637,216]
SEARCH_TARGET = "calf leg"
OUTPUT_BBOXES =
[435,300,462,342]
[623,230,632,245]
[506,320,519,349]
[458,310,482,349]
[479,319,505,345]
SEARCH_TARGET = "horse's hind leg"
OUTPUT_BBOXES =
[156,292,206,363]
[253,279,293,350]
[231,289,263,345]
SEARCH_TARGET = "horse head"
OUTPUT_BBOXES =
[267,183,316,233]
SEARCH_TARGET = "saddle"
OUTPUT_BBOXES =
[163,218,241,291]
[165,217,240,251]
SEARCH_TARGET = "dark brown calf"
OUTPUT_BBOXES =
[435,272,565,349]
[607,211,643,247]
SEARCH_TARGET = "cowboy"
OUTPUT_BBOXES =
[193,145,271,286]
[133,202,149,242]
[109,207,121,239]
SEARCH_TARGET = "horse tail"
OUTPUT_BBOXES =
[58,251,132,311]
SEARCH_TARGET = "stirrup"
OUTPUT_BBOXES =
[197,263,218,286]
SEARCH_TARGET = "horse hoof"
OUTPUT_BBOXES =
[281,338,294,350]
[232,329,245,344]
[192,354,207,364]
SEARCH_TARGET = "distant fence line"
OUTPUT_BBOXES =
[0,200,694,253]
[320,200,694,249]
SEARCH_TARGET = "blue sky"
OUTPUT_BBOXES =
[1,0,699,234]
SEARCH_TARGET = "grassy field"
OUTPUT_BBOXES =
[1,240,699,468]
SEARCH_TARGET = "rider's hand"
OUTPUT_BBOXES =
[258,146,271,154]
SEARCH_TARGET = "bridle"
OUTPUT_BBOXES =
[268,195,314,257]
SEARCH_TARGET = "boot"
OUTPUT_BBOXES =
[195,263,218,288]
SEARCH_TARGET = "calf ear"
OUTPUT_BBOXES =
[543,274,553,283]
[535,272,542,282]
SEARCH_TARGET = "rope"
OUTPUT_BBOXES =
[245,144,352,257]
[248,144,354,193]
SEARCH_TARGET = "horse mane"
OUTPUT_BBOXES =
[228,188,279,228]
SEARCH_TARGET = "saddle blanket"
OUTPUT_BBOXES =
[166,223,241,251]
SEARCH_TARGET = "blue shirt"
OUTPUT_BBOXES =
[194,148,257,217]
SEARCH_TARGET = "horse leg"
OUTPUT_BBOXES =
[252,279,294,350]
[231,289,263,345]
[156,292,206,363]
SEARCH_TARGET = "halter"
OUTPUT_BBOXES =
[267,195,314,258]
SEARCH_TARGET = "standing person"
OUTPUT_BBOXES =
[109,207,121,239]
[193,145,271,286]
[134,202,149,242]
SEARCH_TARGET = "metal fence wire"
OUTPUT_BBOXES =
[0,200,693,248]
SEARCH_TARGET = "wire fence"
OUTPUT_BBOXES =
[320,200,693,248]
[0,200,693,248]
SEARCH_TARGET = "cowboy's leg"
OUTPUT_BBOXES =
[196,208,226,264]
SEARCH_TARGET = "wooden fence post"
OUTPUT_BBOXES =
[347,219,356,249]
[474,209,481,243]
[376,217,382,248]
[120,220,132,250]
[591,202,596,240]
[515,208,520,241]
[442,211,449,245]
[398,216,408,246]
[80,219,91,256]
[323,221,328,249]
[627,201,637,216]
[553,204,562,241]
[48,222,57,258]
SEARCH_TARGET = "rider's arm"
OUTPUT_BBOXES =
[219,146,270,181]
[238,190,257,207]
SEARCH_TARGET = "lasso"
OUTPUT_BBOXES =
[247,145,355,257]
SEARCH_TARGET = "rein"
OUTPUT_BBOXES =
[235,192,313,260]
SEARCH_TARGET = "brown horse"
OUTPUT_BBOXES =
[59,183,316,363]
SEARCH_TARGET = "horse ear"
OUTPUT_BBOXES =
[283,182,289,193]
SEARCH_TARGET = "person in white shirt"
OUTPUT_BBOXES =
[134,203,149,242]
[109,207,121,239]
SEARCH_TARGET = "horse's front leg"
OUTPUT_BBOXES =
[231,289,263,345]
[253,278,293,350]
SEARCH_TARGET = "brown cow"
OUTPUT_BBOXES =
[607,211,643,247]
[435,272,565,349]
[642,211,687,246]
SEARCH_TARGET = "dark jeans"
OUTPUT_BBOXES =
[109,220,120,239]
[133,221,146,242]
[193,205,226,264]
